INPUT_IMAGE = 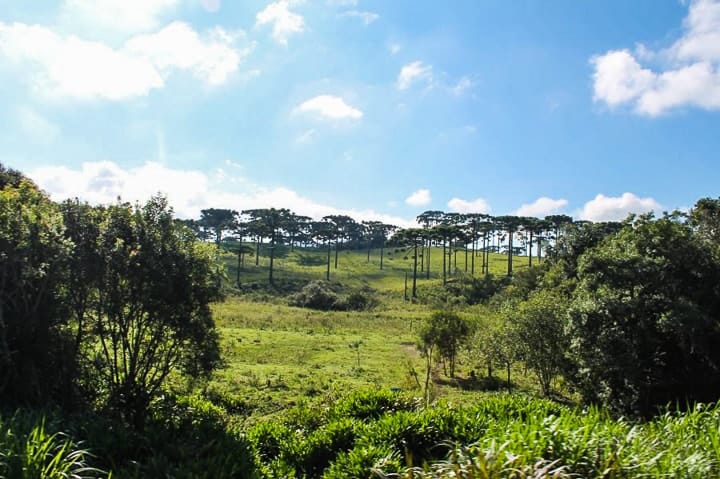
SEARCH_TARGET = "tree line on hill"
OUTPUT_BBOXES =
[182,207,590,291]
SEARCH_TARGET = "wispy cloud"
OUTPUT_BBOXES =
[397,61,433,90]
[340,10,379,25]
[17,106,60,143]
[447,197,491,214]
[295,128,316,144]
[256,0,305,45]
[514,197,567,217]
[451,76,474,96]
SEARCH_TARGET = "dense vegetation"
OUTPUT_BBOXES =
[3,161,720,477]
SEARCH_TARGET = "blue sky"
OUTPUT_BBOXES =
[1,0,719,225]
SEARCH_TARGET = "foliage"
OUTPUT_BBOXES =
[378,442,572,479]
[566,215,720,415]
[508,290,569,396]
[71,197,223,429]
[466,313,515,386]
[418,274,510,308]
[0,412,106,479]
[419,311,472,378]
[245,394,720,479]
[0,180,72,406]
[288,280,342,310]
[287,280,377,311]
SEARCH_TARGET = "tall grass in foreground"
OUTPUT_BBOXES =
[248,392,720,478]
[0,413,105,479]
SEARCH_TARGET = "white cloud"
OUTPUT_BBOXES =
[256,0,304,45]
[61,0,178,34]
[126,22,248,86]
[28,160,413,226]
[17,106,60,143]
[294,95,363,119]
[397,61,433,90]
[591,0,720,115]
[447,197,491,214]
[405,189,432,207]
[514,197,568,217]
[0,21,249,100]
[451,76,473,96]
[578,193,661,222]
[341,10,380,25]
[388,43,401,55]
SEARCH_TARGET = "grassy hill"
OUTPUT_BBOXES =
[207,246,542,421]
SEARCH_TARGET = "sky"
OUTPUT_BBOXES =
[1,0,719,226]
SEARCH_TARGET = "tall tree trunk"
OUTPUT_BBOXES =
[240,246,242,288]
[537,238,542,263]
[528,230,534,268]
[426,242,431,279]
[334,240,339,269]
[380,243,385,270]
[412,242,418,298]
[326,241,331,281]
[268,233,275,285]
[507,230,513,276]
[424,346,434,406]
[255,238,260,266]
[471,236,476,275]
[442,239,447,284]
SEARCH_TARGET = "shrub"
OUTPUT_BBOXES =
[330,390,419,422]
[288,281,341,310]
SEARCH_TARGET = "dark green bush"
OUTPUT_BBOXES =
[288,281,341,310]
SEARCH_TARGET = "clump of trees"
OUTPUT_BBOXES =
[454,205,720,416]
[0,164,222,429]
[415,203,720,416]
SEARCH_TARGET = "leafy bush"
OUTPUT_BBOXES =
[288,281,342,310]
[288,281,378,311]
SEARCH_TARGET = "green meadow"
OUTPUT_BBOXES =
[206,246,547,422]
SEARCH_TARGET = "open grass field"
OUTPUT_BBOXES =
[207,247,542,422]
